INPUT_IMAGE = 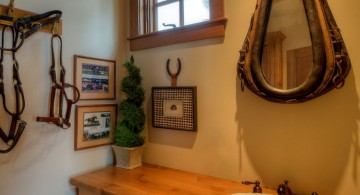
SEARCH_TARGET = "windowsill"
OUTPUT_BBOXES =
[128,17,227,51]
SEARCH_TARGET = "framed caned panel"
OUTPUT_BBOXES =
[152,87,197,131]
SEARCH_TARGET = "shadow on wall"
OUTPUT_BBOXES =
[235,69,359,194]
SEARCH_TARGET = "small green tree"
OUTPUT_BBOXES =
[115,58,145,147]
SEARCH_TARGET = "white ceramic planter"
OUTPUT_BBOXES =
[112,145,145,169]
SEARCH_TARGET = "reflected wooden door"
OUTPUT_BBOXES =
[286,46,313,89]
[261,31,286,89]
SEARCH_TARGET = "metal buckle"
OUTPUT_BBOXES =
[58,117,64,125]
[14,19,25,31]
[31,22,42,28]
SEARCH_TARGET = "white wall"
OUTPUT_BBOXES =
[129,0,360,195]
[0,1,124,195]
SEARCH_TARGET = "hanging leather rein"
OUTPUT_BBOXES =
[0,10,62,153]
[36,34,80,129]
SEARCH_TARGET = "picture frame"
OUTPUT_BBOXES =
[74,55,116,100]
[152,87,197,131]
[75,104,117,150]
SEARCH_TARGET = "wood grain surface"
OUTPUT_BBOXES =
[70,164,277,195]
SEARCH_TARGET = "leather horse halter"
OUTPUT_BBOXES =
[36,33,80,128]
[0,25,26,153]
[0,7,62,153]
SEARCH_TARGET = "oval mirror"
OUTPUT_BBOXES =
[237,0,351,103]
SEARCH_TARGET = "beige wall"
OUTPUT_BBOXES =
[0,0,359,195]
[0,0,124,195]
[129,0,360,194]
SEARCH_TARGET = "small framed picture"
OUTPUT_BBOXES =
[74,55,116,100]
[75,104,117,150]
[152,87,197,131]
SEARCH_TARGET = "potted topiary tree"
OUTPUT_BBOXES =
[112,56,146,169]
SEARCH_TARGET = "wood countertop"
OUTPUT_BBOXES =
[70,164,277,195]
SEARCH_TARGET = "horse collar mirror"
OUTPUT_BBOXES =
[0,0,65,153]
[237,0,351,103]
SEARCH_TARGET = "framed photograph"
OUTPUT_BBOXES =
[74,55,116,100]
[75,104,117,150]
[152,87,197,131]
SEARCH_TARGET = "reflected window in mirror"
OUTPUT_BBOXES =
[129,0,226,51]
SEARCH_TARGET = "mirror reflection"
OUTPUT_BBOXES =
[261,0,313,89]
[237,0,351,103]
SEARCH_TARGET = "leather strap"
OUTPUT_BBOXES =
[18,10,62,39]
[0,10,62,51]
[0,9,62,153]
[36,34,80,129]
[0,119,26,153]
[0,25,27,153]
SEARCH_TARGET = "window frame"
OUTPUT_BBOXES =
[154,0,183,31]
[128,0,227,51]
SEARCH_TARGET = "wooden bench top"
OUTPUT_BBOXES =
[70,163,277,195]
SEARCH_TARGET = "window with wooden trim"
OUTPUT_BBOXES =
[129,0,227,51]
[153,0,210,32]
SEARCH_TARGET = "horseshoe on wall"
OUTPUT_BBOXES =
[166,58,181,87]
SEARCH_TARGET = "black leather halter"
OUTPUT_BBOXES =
[0,10,62,153]
[0,25,26,153]
[36,34,80,128]
[0,10,62,51]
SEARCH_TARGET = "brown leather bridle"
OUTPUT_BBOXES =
[36,34,80,129]
[0,7,62,153]
[0,25,26,153]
